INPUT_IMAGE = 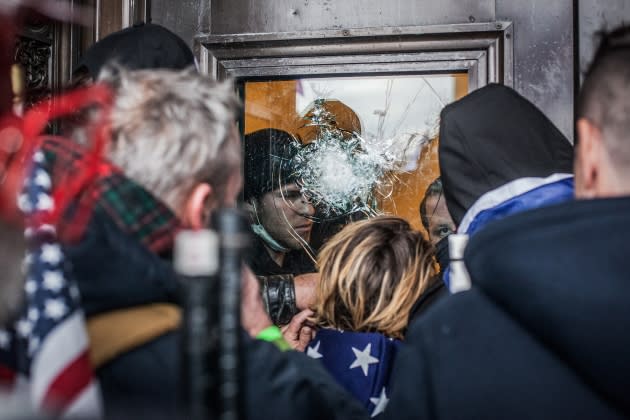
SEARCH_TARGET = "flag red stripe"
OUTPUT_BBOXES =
[42,350,93,413]
[0,363,16,387]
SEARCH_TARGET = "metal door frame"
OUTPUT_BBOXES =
[196,22,513,91]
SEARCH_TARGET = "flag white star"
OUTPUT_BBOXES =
[369,387,389,417]
[33,151,45,163]
[349,343,379,376]
[21,253,33,274]
[28,308,39,322]
[44,299,67,320]
[17,193,31,212]
[41,244,63,265]
[24,278,37,294]
[69,284,81,301]
[34,169,51,189]
[0,330,10,349]
[43,270,65,292]
[16,319,33,338]
[306,341,323,359]
[28,336,40,356]
[36,193,53,211]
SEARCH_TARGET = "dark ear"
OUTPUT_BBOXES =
[182,182,213,229]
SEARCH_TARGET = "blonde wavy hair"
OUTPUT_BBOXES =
[313,216,436,339]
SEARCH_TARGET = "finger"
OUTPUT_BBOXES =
[293,309,314,323]
[297,326,314,350]
[299,326,313,341]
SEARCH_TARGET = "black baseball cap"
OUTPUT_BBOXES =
[74,22,195,78]
[243,128,299,202]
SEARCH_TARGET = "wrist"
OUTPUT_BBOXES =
[256,325,292,351]
[247,313,273,337]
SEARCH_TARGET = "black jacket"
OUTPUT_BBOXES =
[100,329,367,420]
[246,233,316,277]
[383,197,630,420]
[379,83,628,419]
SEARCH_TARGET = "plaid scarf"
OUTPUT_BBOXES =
[39,137,180,254]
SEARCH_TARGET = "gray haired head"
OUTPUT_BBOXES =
[101,66,241,214]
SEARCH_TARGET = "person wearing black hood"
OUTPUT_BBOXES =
[381,27,630,420]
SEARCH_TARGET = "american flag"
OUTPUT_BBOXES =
[0,150,102,418]
[306,329,400,418]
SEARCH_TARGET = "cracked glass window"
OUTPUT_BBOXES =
[241,74,467,275]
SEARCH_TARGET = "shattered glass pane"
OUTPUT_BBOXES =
[241,74,467,271]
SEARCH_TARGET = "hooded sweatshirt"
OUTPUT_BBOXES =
[438,84,575,289]
[380,85,629,419]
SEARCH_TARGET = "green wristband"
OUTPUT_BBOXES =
[256,326,292,351]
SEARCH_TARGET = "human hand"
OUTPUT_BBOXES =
[293,272,319,310]
[280,309,316,352]
[241,265,273,337]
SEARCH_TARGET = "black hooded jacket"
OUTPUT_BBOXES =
[382,197,630,420]
[438,83,573,226]
[379,85,630,419]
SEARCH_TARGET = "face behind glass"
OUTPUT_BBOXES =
[425,194,456,246]
[255,183,315,250]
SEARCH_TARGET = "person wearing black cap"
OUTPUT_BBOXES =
[73,22,195,82]
[243,128,319,325]
[382,27,630,419]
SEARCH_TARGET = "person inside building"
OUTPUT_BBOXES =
[417,176,455,283]
[243,128,317,275]
[419,177,455,247]
[243,128,319,325]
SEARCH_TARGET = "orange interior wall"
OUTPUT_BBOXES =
[244,81,298,134]
[377,138,440,234]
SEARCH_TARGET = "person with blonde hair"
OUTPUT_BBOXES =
[306,216,435,416]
